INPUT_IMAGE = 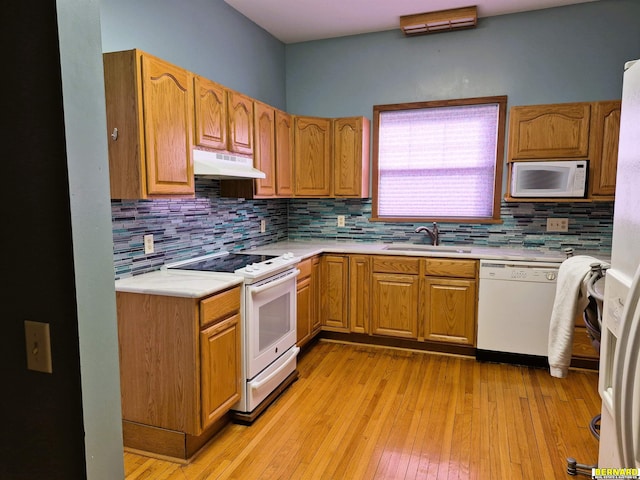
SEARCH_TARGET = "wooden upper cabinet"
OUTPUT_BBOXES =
[193,76,227,150]
[227,90,254,155]
[254,101,277,197]
[103,49,195,199]
[275,109,294,197]
[589,100,621,199]
[333,117,370,198]
[294,116,333,197]
[508,102,591,160]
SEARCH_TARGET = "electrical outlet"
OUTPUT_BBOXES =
[337,215,346,227]
[547,218,569,232]
[25,320,53,373]
[144,234,154,254]
[260,219,266,233]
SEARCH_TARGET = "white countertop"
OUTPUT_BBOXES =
[243,239,572,263]
[115,241,610,298]
[115,269,243,298]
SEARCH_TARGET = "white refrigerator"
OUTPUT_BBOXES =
[599,58,640,469]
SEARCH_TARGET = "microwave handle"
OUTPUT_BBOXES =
[248,269,300,295]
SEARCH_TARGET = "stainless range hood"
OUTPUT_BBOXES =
[193,149,266,179]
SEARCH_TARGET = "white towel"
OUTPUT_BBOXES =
[548,255,599,378]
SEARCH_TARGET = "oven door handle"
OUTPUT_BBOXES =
[251,346,300,392]
[248,269,300,295]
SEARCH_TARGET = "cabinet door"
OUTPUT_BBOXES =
[296,276,312,346]
[334,117,370,198]
[227,90,254,155]
[424,278,476,345]
[193,76,227,150]
[141,53,195,195]
[275,109,294,197]
[294,116,332,197]
[589,100,621,198]
[349,255,371,334]
[372,273,419,339]
[254,102,277,197]
[508,103,591,160]
[310,256,322,333]
[320,255,349,331]
[200,313,241,431]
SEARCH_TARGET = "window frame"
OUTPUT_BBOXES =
[371,95,507,223]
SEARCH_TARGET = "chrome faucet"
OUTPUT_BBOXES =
[415,222,440,246]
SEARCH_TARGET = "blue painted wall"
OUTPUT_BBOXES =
[100,0,286,109]
[285,0,640,117]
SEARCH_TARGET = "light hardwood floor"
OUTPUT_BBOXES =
[124,340,601,479]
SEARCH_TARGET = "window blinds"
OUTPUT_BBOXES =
[377,104,499,218]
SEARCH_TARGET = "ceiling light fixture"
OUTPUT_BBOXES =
[400,6,478,36]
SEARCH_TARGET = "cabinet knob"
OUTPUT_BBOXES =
[111,128,118,141]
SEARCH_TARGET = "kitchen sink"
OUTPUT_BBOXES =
[384,245,473,253]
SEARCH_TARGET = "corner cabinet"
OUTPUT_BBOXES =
[294,115,371,198]
[117,285,241,461]
[423,258,477,346]
[103,49,195,199]
[253,104,294,198]
[506,100,621,202]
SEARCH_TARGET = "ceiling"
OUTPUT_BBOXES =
[224,0,599,44]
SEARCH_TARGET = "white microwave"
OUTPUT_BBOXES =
[510,160,588,198]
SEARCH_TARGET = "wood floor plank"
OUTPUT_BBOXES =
[123,341,600,480]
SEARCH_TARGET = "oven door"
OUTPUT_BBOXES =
[245,268,299,379]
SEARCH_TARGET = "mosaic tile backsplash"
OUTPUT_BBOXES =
[112,179,613,279]
[112,179,288,279]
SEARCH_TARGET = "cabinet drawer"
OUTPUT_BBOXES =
[425,258,477,279]
[373,256,420,274]
[297,258,312,280]
[200,286,241,328]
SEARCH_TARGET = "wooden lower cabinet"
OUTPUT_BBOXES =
[371,256,421,339]
[316,254,479,352]
[116,285,241,460]
[372,272,419,339]
[200,313,241,430]
[349,255,371,334]
[320,255,349,331]
[423,258,478,346]
[297,256,321,347]
[423,277,476,345]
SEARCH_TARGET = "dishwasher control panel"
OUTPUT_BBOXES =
[480,261,561,282]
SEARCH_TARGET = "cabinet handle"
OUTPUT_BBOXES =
[111,128,118,141]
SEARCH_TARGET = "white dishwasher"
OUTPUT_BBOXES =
[476,259,560,365]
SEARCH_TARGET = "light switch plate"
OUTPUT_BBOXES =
[25,320,53,373]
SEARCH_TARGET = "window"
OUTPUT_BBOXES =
[372,96,507,222]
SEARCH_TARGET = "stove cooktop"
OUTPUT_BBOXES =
[171,253,278,273]
[165,251,301,283]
